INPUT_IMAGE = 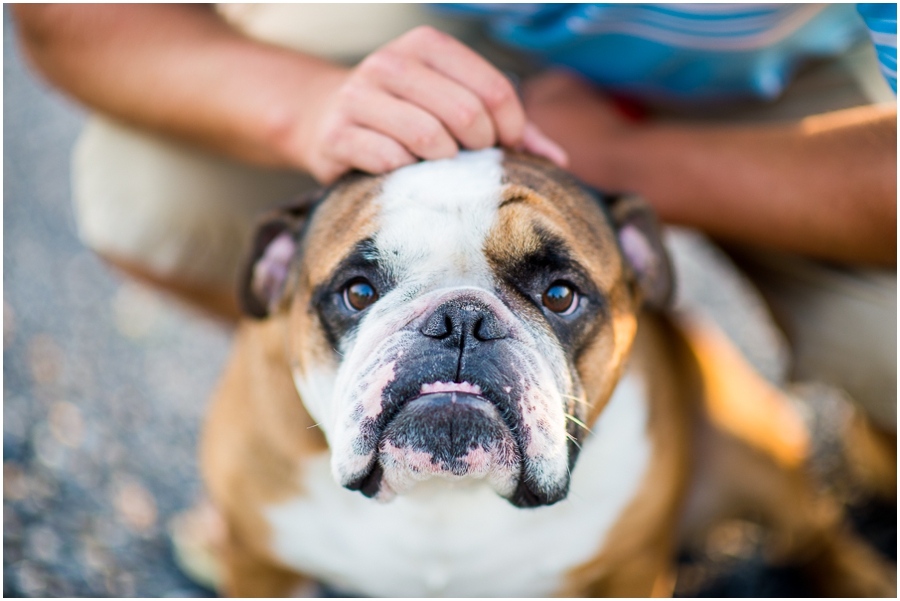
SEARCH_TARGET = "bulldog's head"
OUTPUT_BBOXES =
[240,150,671,508]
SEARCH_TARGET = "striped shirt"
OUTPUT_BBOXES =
[437,3,898,101]
[858,3,898,92]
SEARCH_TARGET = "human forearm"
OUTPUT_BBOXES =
[15,6,567,183]
[13,4,345,170]
[600,105,897,265]
[525,74,897,266]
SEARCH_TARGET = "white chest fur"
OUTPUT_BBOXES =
[264,371,652,597]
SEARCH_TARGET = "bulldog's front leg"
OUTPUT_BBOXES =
[201,319,329,597]
[220,527,312,597]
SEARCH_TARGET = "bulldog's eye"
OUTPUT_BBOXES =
[542,281,577,314]
[343,278,379,311]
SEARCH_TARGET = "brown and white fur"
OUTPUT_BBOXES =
[201,149,895,597]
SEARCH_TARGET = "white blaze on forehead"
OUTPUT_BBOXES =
[373,149,505,285]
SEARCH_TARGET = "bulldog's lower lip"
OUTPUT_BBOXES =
[347,391,519,498]
[345,392,493,495]
[346,389,567,506]
[382,392,519,480]
[349,461,384,498]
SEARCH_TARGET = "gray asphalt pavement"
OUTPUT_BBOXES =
[4,8,223,596]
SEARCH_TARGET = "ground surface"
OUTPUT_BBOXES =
[3,7,893,598]
[4,9,222,597]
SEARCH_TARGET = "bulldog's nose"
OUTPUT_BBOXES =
[421,300,508,344]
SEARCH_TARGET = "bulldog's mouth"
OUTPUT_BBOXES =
[345,380,567,506]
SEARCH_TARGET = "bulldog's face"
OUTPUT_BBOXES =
[242,150,671,507]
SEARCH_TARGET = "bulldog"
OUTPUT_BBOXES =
[200,149,894,597]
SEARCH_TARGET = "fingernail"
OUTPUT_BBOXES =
[524,122,569,169]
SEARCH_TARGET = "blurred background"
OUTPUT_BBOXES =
[4,6,225,596]
[3,5,894,597]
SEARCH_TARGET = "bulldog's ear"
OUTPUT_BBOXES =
[608,195,674,311]
[239,190,324,319]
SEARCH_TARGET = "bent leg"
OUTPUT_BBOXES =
[725,246,896,434]
[677,315,896,597]
[71,115,317,318]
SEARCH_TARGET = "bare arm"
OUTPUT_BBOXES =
[13,4,565,183]
[13,4,336,169]
[525,73,897,266]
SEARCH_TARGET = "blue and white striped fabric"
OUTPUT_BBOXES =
[437,3,897,102]
[857,3,897,93]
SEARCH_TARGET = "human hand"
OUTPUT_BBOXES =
[293,26,568,183]
[522,71,638,190]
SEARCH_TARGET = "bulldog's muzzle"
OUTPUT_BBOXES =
[340,293,571,508]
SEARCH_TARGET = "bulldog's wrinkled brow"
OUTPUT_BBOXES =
[498,192,531,209]
[487,223,607,341]
[496,227,583,285]
[341,238,381,269]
